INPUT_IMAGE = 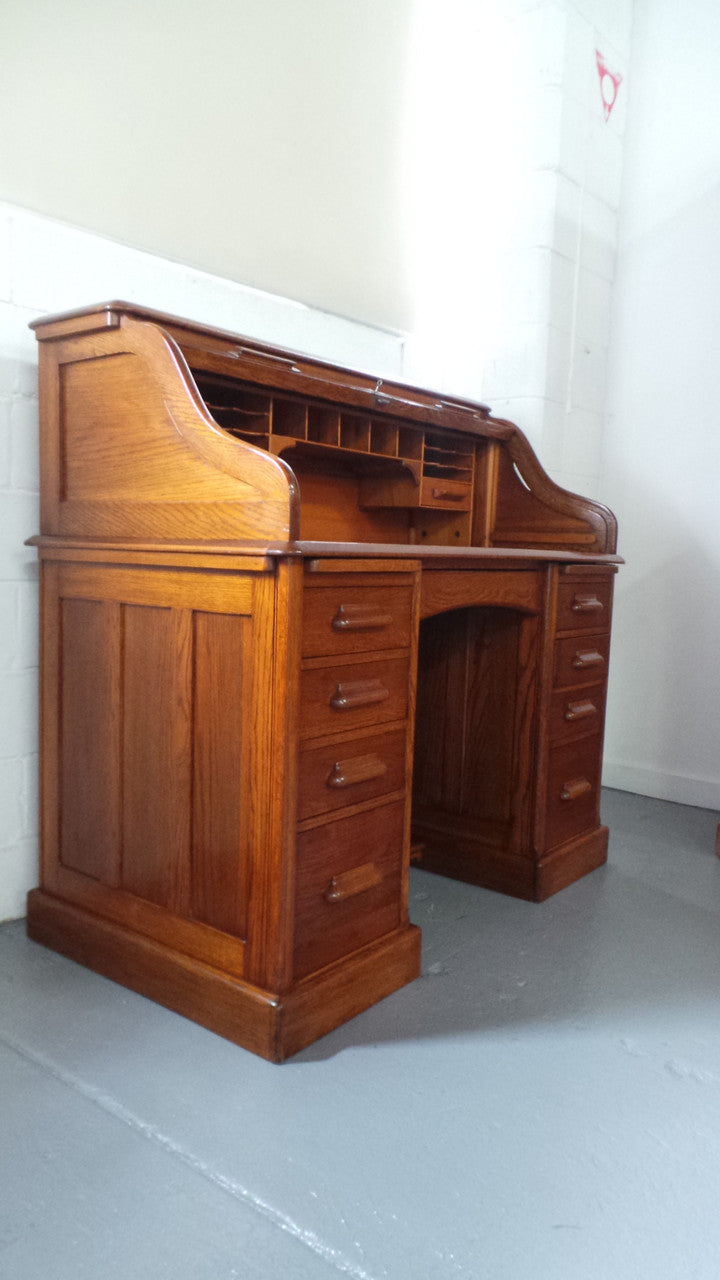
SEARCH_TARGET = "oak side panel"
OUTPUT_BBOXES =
[59,598,122,883]
[191,611,249,938]
[121,605,192,914]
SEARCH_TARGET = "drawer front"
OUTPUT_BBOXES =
[419,477,472,510]
[553,632,610,690]
[294,801,405,978]
[298,727,407,821]
[556,577,613,634]
[300,656,409,739]
[543,736,603,851]
[549,684,606,744]
[302,584,413,658]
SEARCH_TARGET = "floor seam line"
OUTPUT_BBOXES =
[0,1028,378,1280]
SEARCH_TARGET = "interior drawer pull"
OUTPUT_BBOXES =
[331,604,393,632]
[325,861,383,902]
[330,679,390,711]
[572,649,605,670]
[327,753,388,788]
[564,699,598,722]
[431,486,464,501]
[571,594,604,613]
[560,777,593,802]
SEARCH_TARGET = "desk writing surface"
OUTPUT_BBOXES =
[26,302,620,1060]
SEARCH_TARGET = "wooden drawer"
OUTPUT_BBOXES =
[300,655,409,739]
[298,727,407,821]
[553,632,610,691]
[294,801,405,978]
[543,735,603,851]
[418,477,472,510]
[556,577,613,634]
[302,584,413,658]
[549,684,606,744]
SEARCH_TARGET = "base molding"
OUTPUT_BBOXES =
[26,889,421,1062]
[413,825,608,902]
[535,827,608,900]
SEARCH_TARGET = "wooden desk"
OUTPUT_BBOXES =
[26,303,621,1060]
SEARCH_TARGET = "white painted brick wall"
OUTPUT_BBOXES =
[482,0,633,486]
[0,201,404,922]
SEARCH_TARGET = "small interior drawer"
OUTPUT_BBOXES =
[553,632,611,690]
[543,735,603,851]
[556,577,613,634]
[294,800,405,978]
[300,655,409,739]
[418,477,472,510]
[302,584,413,658]
[298,726,407,821]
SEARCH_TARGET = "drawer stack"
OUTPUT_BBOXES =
[294,574,416,979]
[543,569,615,852]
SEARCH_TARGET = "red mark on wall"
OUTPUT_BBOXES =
[596,50,622,122]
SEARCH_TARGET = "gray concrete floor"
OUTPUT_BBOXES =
[2,790,720,1279]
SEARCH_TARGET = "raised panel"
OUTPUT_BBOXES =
[191,612,250,938]
[121,605,192,913]
[413,607,523,822]
[59,598,121,883]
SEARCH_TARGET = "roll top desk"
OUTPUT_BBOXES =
[27,302,620,1060]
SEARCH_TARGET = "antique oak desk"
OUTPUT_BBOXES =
[27,302,620,1061]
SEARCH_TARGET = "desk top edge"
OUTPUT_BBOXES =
[29,535,623,567]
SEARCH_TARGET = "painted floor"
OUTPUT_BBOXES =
[2,789,720,1280]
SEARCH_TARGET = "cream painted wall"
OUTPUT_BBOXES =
[0,0,414,332]
[600,0,720,808]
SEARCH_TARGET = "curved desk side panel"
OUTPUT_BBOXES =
[34,316,297,543]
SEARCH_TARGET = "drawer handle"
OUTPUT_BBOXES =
[571,594,604,613]
[564,699,598,722]
[330,679,390,711]
[325,861,383,902]
[431,486,464,501]
[331,605,393,632]
[560,777,593,802]
[572,649,605,670]
[327,753,388,789]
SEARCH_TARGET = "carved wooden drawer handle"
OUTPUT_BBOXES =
[571,594,604,612]
[327,753,388,788]
[431,487,464,501]
[572,650,605,669]
[564,699,598,722]
[560,777,593,802]
[331,605,393,632]
[330,679,390,711]
[325,862,383,902]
